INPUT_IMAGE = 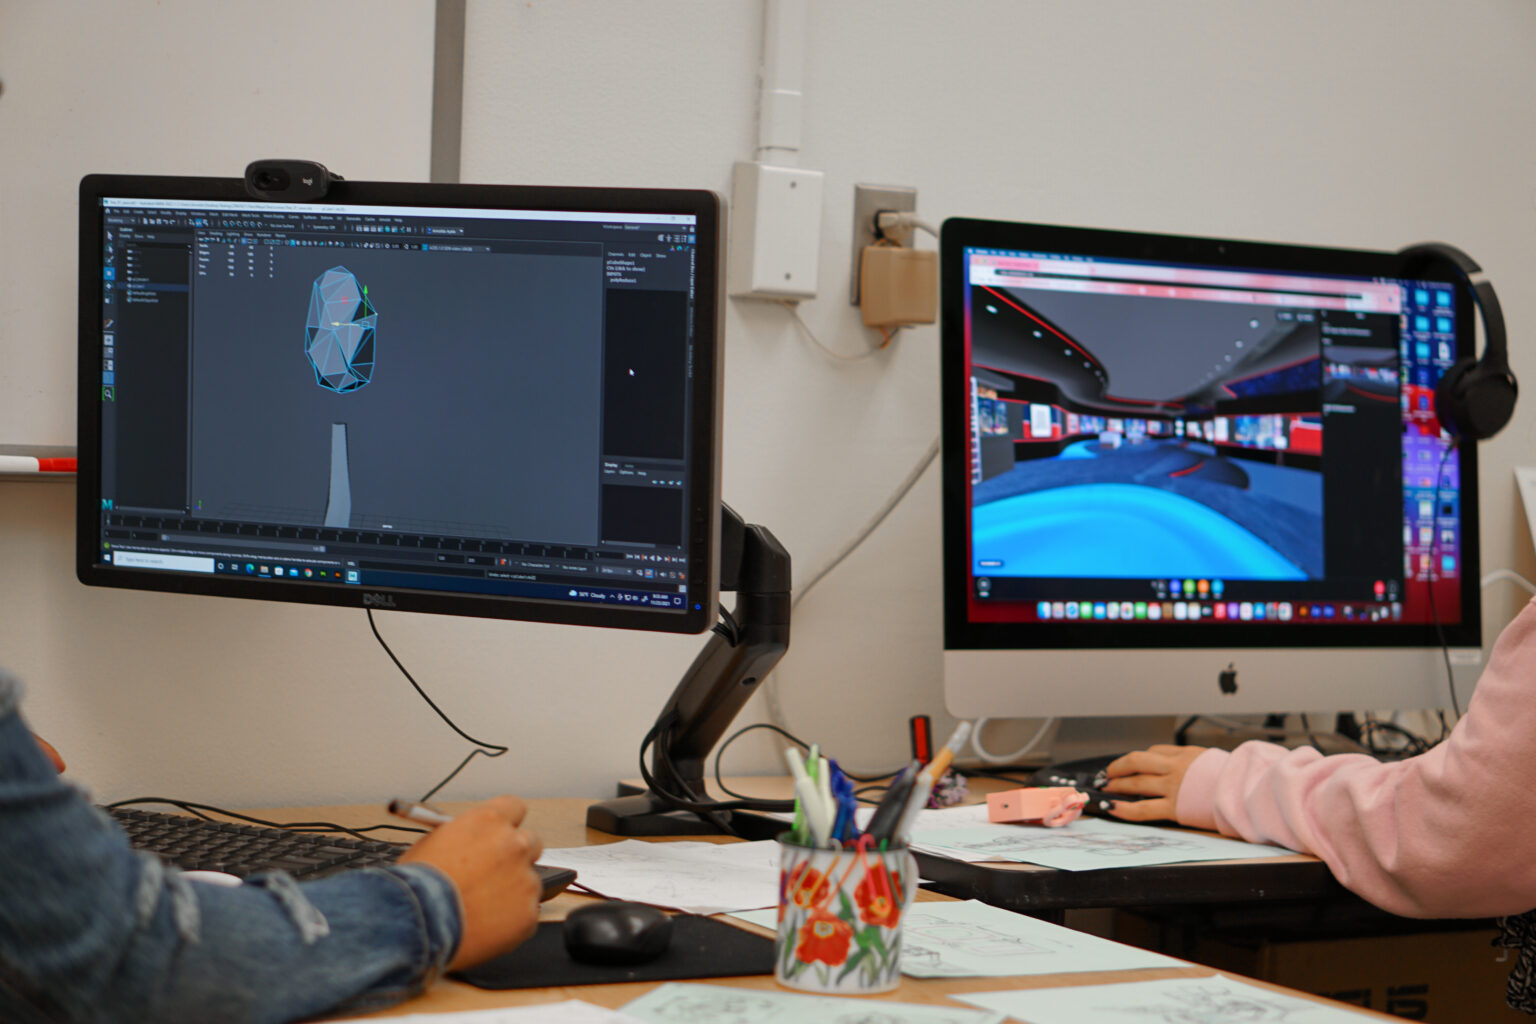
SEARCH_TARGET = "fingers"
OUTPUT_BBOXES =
[518,826,544,866]
[1108,797,1174,823]
[475,795,529,828]
[1100,773,1174,798]
[1103,749,1172,779]
[1104,745,1203,779]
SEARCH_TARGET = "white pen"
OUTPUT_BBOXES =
[896,721,973,842]
[921,721,973,784]
[816,755,833,829]
[784,748,830,845]
[387,798,453,827]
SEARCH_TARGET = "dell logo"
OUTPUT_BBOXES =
[362,593,397,609]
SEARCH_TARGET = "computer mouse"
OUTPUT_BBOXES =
[562,901,672,966]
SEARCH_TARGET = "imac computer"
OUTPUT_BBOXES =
[940,218,1482,718]
[77,170,785,832]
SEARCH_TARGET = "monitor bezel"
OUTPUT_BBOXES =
[940,216,1482,653]
[77,173,723,635]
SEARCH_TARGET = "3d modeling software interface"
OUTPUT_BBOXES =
[91,195,706,618]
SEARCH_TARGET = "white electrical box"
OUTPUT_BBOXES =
[728,161,823,301]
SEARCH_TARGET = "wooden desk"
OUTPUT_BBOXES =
[240,800,1401,1020]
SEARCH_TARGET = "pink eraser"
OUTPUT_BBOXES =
[987,787,1087,827]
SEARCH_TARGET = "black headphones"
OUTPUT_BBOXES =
[1398,242,1517,441]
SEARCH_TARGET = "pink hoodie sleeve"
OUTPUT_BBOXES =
[1174,597,1536,920]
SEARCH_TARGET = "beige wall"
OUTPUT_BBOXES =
[2,1,1533,808]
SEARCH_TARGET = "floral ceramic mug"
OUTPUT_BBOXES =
[774,834,917,995]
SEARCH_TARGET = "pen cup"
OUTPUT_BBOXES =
[774,834,916,995]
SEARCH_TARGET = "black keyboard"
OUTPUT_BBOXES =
[107,807,577,899]
[1032,754,1153,816]
[1033,753,1125,790]
[108,807,404,879]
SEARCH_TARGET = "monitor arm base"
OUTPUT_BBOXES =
[587,504,791,836]
[583,793,727,837]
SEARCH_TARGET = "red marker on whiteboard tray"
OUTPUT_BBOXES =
[0,455,77,474]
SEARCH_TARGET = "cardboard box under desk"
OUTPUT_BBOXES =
[1108,910,1523,1023]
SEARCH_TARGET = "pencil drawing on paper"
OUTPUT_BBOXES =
[638,989,778,1024]
[901,910,1055,974]
[637,985,992,1024]
[1095,982,1299,1023]
[934,828,1206,860]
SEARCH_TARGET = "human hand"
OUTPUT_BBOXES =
[397,795,544,971]
[31,733,65,773]
[1100,744,1207,823]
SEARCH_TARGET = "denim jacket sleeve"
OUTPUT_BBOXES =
[0,670,464,1024]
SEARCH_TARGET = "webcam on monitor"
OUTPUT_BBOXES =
[243,159,343,202]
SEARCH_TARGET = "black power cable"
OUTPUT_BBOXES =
[365,608,508,801]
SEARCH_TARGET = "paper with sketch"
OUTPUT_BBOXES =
[955,974,1386,1022]
[729,900,1183,978]
[541,840,779,914]
[621,982,1004,1024]
[911,815,1292,871]
[336,999,644,1023]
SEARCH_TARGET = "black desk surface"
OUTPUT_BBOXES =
[724,806,1349,916]
[912,848,1346,914]
[618,779,1354,916]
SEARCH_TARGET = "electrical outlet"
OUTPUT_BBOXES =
[849,184,917,304]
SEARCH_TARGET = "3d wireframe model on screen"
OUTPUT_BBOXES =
[305,266,377,393]
[304,266,376,528]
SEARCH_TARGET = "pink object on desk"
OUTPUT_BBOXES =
[986,787,1087,827]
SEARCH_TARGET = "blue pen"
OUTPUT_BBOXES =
[827,761,855,841]
[838,778,859,840]
[830,797,849,841]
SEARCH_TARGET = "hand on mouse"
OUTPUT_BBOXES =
[1100,744,1207,823]
[397,795,544,971]
[31,733,65,774]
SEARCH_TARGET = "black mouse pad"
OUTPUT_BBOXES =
[452,914,775,990]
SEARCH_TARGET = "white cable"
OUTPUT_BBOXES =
[874,211,939,243]
[969,716,1058,765]
[790,437,939,608]
[778,301,887,362]
[1481,568,1536,595]
[760,437,941,754]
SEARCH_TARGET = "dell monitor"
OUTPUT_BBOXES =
[940,218,1482,718]
[77,172,723,634]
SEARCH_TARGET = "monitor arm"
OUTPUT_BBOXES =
[586,504,791,836]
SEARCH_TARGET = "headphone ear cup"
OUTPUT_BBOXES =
[1435,357,1518,441]
[1460,367,1519,441]
[1433,357,1476,437]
